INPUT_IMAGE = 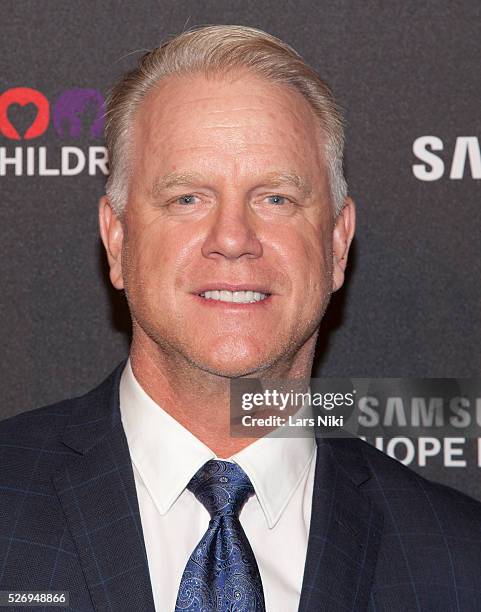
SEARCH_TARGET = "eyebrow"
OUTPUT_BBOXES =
[150,170,313,198]
[151,172,205,196]
[259,172,312,197]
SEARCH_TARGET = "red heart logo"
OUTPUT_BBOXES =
[0,87,50,140]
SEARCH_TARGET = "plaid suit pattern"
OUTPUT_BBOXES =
[0,363,155,612]
[0,400,92,610]
[2,362,481,611]
[298,437,481,611]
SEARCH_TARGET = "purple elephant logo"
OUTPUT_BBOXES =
[53,88,105,138]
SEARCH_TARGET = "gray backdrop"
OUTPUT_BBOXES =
[1,1,480,498]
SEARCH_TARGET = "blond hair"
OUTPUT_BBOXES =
[105,24,347,215]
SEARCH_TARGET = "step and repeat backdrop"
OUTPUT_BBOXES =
[1,2,480,498]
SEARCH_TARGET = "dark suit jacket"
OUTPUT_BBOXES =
[1,362,481,611]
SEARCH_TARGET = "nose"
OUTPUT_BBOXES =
[201,199,263,260]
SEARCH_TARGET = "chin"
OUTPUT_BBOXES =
[190,338,276,378]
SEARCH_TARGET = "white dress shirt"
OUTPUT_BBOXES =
[119,359,317,612]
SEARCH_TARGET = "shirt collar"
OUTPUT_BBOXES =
[119,358,316,529]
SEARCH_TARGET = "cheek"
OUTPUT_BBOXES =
[122,221,201,302]
[121,226,173,298]
[273,225,332,294]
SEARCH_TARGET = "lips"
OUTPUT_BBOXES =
[194,283,271,294]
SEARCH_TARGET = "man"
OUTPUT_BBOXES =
[1,24,481,612]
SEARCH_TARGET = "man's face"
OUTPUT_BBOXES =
[102,71,354,377]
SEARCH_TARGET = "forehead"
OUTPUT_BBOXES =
[131,70,325,179]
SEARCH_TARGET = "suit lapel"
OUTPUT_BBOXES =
[298,437,383,612]
[53,363,156,612]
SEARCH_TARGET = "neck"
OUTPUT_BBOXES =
[128,325,318,458]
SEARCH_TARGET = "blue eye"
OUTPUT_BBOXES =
[178,195,197,205]
[267,195,287,205]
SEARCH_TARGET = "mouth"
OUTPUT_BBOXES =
[192,284,273,306]
[198,289,270,304]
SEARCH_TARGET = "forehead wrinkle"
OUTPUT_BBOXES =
[178,103,313,128]
[149,89,316,126]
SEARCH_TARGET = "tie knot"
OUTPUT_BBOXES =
[187,459,254,518]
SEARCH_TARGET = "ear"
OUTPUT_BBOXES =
[332,197,356,292]
[98,195,125,290]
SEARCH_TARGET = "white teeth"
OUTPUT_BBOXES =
[201,290,268,303]
[220,290,232,302]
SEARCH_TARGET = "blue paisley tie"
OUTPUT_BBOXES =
[174,459,266,611]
